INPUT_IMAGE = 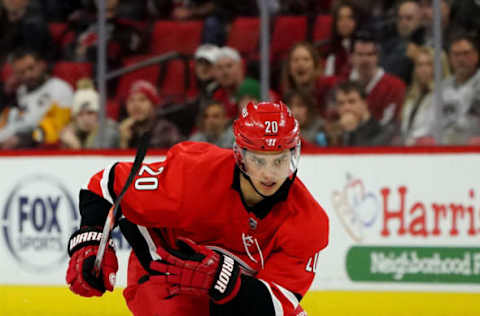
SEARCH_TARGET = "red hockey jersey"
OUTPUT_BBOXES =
[86,142,329,315]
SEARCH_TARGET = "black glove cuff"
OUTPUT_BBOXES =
[209,254,241,302]
[68,226,115,257]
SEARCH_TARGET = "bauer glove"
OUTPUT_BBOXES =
[66,227,118,297]
[150,237,242,304]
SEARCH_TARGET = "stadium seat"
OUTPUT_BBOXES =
[158,58,196,102]
[226,17,260,57]
[48,22,68,46]
[1,63,13,83]
[150,20,204,56]
[106,98,120,120]
[270,16,307,61]
[52,61,93,89]
[115,55,161,102]
[312,15,332,45]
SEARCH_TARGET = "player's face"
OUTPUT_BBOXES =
[244,149,292,196]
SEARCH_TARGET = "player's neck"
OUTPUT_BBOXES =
[239,174,264,206]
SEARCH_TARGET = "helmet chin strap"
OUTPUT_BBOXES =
[240,169,297,200]
[242,171,270,199]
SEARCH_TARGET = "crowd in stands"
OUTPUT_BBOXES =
[1,0,480,150]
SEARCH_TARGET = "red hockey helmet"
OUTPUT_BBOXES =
[233,101,300,151]
[233,101,301,180]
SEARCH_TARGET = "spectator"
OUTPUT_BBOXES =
[193,44,220,106]
[189,101,234,148]
[285,89,328,147]
[60,80,119,149]
[452,0,480,33]
[438,32,480,145]
[119,80,183,149]
[324,0,361,77]
[281,42,338,118]
[401,46,450,145]
[62,0,146,69]
[0,48,73,149]
[381,0,425,84]
[420,0,452,48]
[335,81,395,146]
[347,31,406,126]
[213,46,256,119]
[0,0,52,63]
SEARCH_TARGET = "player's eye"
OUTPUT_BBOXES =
[252,157,265,166]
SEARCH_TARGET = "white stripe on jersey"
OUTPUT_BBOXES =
[259,279,284,316]
[99,162,115,204]
[273,282,299,309]
[137,225,162,261]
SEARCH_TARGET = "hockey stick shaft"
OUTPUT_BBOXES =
[94,131,151,277]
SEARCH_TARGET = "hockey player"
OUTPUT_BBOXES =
[66,101,329,316]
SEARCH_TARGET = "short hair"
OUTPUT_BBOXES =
[448,29,480,53]
[10,48,44,63]
[335,80,367,99]
[352,30,379,50]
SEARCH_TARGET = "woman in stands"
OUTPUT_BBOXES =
[400,46,450,145]
[280,41,338,119]
[323,0,362,76]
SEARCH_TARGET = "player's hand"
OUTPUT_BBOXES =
[150,237,242,304]
[66,227,118,297]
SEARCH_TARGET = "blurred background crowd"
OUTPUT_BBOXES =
[1,0,480,150]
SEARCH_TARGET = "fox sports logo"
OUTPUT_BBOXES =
[2,174,78,272]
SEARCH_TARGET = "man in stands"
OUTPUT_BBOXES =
[189,101,234,148]
[347,31,406,126]
[335,81,395,146]
[381,0,425,84]
[438,32,480,144]
[212,46,246,119]
[0,48,73,149]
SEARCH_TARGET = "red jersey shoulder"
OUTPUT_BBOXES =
[166,141,235,177]
[280,177,329,254]
[99,141,236,227]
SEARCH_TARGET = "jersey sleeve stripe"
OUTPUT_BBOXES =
[273,282,300,309]
[99,162,116,204]
[137,225,162,261]
[259,279,284,316]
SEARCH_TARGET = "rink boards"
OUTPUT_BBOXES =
[0,147,479,315]
[1,286,479,316]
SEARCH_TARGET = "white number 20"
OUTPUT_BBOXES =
[134,165,164,190]
[265,121,278,133]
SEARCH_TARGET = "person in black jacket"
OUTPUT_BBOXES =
[0,0,52,63]
[334,80,396,146]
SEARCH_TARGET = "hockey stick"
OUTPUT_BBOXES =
[93,130,151,277]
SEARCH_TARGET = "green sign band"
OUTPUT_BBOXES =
[346,246,480,283]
